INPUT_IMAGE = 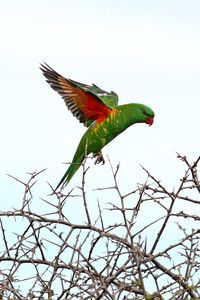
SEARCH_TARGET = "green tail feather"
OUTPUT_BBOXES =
[55,163,80,189]
[55,153,85,190]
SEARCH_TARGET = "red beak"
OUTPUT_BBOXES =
[146,117,154,126]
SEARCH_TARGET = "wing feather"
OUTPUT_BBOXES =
[40,63,117,127]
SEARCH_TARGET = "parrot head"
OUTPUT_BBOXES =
[134,103,155,126]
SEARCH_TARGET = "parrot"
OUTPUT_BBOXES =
[40,63,155,189]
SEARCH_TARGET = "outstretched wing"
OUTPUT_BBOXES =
[40,63,118,127]
[71,80,119,108]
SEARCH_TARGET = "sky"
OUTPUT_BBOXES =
[1,0,200,296]
[0,0,200,222]
[1,0,200,205]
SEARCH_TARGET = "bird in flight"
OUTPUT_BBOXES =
[40,63,154,189]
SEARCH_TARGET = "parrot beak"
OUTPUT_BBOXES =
[146,117,154,126]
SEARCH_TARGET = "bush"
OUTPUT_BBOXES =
[0,154,200,299]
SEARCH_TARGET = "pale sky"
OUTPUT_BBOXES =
[1,1,200,296]
[1,0,200,207]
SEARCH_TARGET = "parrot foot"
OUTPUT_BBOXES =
[93,151,105,165]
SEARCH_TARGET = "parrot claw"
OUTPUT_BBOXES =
[93,151,105,165]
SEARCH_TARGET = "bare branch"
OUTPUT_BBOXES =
[1,155,200,299]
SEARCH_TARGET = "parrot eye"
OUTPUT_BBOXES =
[142,109,150,117]
[141,108,154,118]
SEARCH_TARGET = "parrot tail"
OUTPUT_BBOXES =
[55,154,85,191]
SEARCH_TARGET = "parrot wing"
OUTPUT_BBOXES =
[40,63,118,127]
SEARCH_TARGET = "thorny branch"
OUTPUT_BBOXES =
[0,154,200,299]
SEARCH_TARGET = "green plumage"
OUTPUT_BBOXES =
[56,103,154,189]
[40,63,155,190]
[69,80,119,109]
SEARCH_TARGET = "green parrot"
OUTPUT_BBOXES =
[40,64,155,189]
